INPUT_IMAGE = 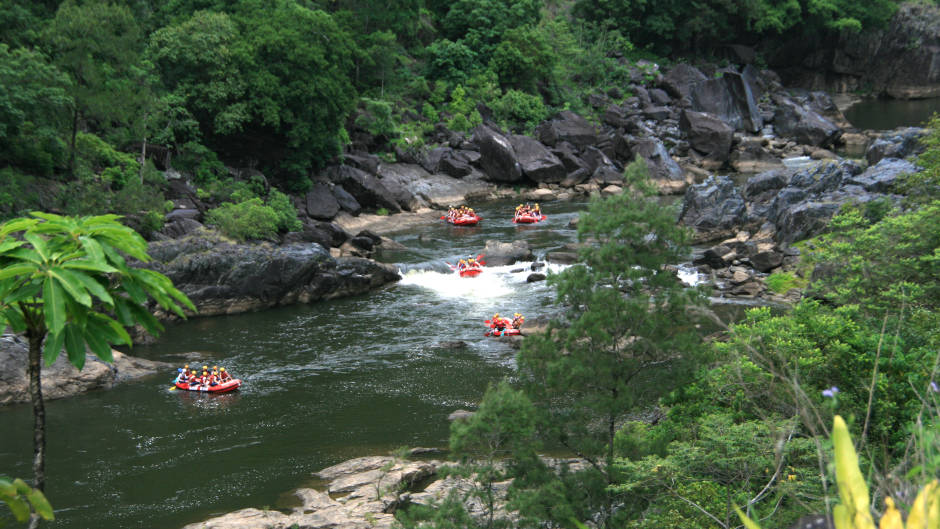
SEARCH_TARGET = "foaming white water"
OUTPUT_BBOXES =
[677,264,704,286]
[399,262,569,301]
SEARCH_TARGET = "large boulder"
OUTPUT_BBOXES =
[535,110,598,148]
[774,201,842,244]
[845,158,921,193]
[304,182,341,220]
[865,128,927,166]
[0,335,171,405]
[772,96,841,147]
[679,110,734,161]
[438,149,479,178]
[679,175,748,241]
[632,138,684,181]
[509,135,566,183]
[376,163,493,209]
[471,125,523,183]
[482,240,534,266]
[661,63,709,100]
[143,230,400,316]
[331,185,362,216]
[689,72,763,133]
[325,165,402,213]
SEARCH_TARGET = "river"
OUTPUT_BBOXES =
[844,97,940,130]
[0,198,606,529]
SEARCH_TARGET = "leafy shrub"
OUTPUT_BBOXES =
[205,198,280,241]
[425,39,476,85]
[354,98,397,138]
[491,89,548,132]
[174,141,226,184]
[267,189,302,232]
[74,132,139,189]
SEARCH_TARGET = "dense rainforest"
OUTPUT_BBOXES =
[2,1,940,528]
[0,0,922,234]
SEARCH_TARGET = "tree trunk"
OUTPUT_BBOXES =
[139,133,147,184]
[68,108,79,179]
[27,327,46,529]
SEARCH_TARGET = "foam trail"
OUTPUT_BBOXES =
[398,262,569,302]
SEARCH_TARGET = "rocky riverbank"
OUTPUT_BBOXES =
[183,451,586,529]
[0,334,171,406]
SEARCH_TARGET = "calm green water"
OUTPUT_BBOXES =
[844,97,940,130]
[0,198,592,529]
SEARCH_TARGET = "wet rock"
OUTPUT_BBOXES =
[482,240,534,266]
[472,125,523,183]
[690,72,763,133]
[632,138,685,181]
[526,273,547,282]
[546,251,579,264]
[0,335,172,405]
[530,261,546,271]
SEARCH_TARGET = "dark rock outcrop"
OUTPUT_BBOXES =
[772,96,841,147]
[472,125,523,183]
[661,63,709,100]
[535,110,598,148]
[325,165,403,213]
[509,134,566,183]
[680,110,734,161]
[304,182,341,220]
[777,3,940,99]
[143,230,400,316]
[679,175,748,241]
[689,72,763,133]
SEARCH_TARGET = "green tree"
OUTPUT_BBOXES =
[0,213,194,527]
[44,0,145,177]
[0,44,72,176]
[450,381,541,528]
[148,1,357,185]
[514,157,707,526]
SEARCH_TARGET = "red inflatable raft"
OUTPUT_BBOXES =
[485,328,521,337]
[443,214,482,226]
[512,213,546,224]
[175,379,242,393]
[459,267,483,278]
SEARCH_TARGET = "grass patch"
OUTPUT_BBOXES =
[765,272,808,294]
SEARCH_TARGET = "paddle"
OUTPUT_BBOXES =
[168,385,176,391]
